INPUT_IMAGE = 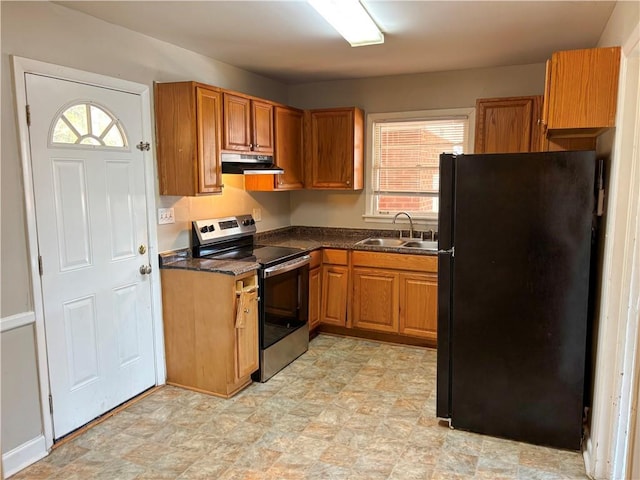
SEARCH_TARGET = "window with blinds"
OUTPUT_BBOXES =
[370,115,468,218]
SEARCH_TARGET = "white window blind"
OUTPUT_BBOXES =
[371,116,468,217]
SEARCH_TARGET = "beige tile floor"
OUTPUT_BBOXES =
[11,334,587,480]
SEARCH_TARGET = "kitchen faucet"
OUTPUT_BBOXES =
[393,212,414,239]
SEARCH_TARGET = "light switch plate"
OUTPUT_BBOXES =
[158,208,175,224]
[252,208,262,222]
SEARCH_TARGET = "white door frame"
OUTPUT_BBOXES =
[584,27,640,479]
[11,56,166,450]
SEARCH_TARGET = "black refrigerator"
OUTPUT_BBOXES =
[436,151,596,451]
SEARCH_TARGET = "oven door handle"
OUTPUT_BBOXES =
[263,255,311,278]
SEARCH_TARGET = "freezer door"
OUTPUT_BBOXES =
[450,151,595,450]
[436,153,455,418]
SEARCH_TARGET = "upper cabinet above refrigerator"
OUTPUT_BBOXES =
[474,96,543,154]
[541,46,621,151]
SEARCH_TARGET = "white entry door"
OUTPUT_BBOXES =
[25,73,156,439]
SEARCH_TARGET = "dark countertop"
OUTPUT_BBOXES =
[159,249,260,276]
[256,226,438,256]
[159,226,437,274]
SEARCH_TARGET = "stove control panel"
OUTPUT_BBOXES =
[192,214,256,245]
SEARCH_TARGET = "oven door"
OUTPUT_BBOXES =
[256,255,310,381]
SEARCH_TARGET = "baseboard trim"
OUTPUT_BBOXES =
[2,435,48,479]
[1,311,36,333]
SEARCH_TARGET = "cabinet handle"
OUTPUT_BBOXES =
[346,180,351,185]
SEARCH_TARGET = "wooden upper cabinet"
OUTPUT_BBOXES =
[474,96,543,154]
[305,107,364,190]
[543,46,621,135]
[245,105,304,191]
[223,92,274,154]
[274,106,304,189]
[252,100,275,153]
[223,93,251,151]
[155,82,223,196]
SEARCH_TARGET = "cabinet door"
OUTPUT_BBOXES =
[252,100,274,153]
[274,106,304,190]
[307,108,363,190]
[546,47,620,132]
[223,93,251,150]
[352,268,399,333]
[474,96,542,154]
[155,82,222,196]
[399,272,437,340]
[196,87,223,193]
[235,287,259,381]
[320,265,348,326]
[309,266,322,330]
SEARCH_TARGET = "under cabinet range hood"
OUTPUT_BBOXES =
[221,153,284,175]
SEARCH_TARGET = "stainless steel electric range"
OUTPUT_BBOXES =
[192,214,310,382]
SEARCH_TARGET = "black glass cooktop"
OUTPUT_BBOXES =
[208,245,305,268]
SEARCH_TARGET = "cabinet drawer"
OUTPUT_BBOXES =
[352,251,437,272]
[309,249,323,269]
[323,249,348,265]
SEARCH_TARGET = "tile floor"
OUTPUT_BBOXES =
[11,334,587,479]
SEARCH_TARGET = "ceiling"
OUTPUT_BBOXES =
[57,1,616,84]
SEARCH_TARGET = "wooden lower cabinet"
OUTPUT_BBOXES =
[350,251,438,340]
[312,248,438,344]
[308,249,323,331]
[399,272,438,340]
[352,268,399,333]
[321,264,348,326]
[309,266,322,330]
[161,268,259,398]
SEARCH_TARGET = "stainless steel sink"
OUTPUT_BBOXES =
[355,237,438,250]
[402,240,438,250]
[356,238,406,247]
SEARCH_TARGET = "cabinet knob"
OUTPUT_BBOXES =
[346,180,350,185]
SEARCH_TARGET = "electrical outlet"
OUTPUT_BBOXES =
[252,208,262,222]
[158,208,175,225]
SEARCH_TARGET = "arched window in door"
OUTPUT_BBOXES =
[51,102,128,148]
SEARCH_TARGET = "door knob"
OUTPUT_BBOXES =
[139,265,152,275]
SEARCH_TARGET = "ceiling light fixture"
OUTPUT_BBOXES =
[308,0,384,47]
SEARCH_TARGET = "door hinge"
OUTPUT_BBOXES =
[48,394,53,414]
[38,255,43,276]
[136,141,150,151]
[26,105,31,127]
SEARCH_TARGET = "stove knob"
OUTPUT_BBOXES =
[250,219,256,225]
[200,226,208,233]
[207,225,215,232]
[242,219,251,226]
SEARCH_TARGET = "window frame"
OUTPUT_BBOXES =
[48,100,130,151]
[363,107,475,223]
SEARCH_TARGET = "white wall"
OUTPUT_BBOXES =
[0,0,290,462]
[287,63,546,230]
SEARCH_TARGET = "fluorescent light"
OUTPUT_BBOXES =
[309,0,384,47]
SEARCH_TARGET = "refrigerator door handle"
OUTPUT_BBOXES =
[438,246,455,257]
